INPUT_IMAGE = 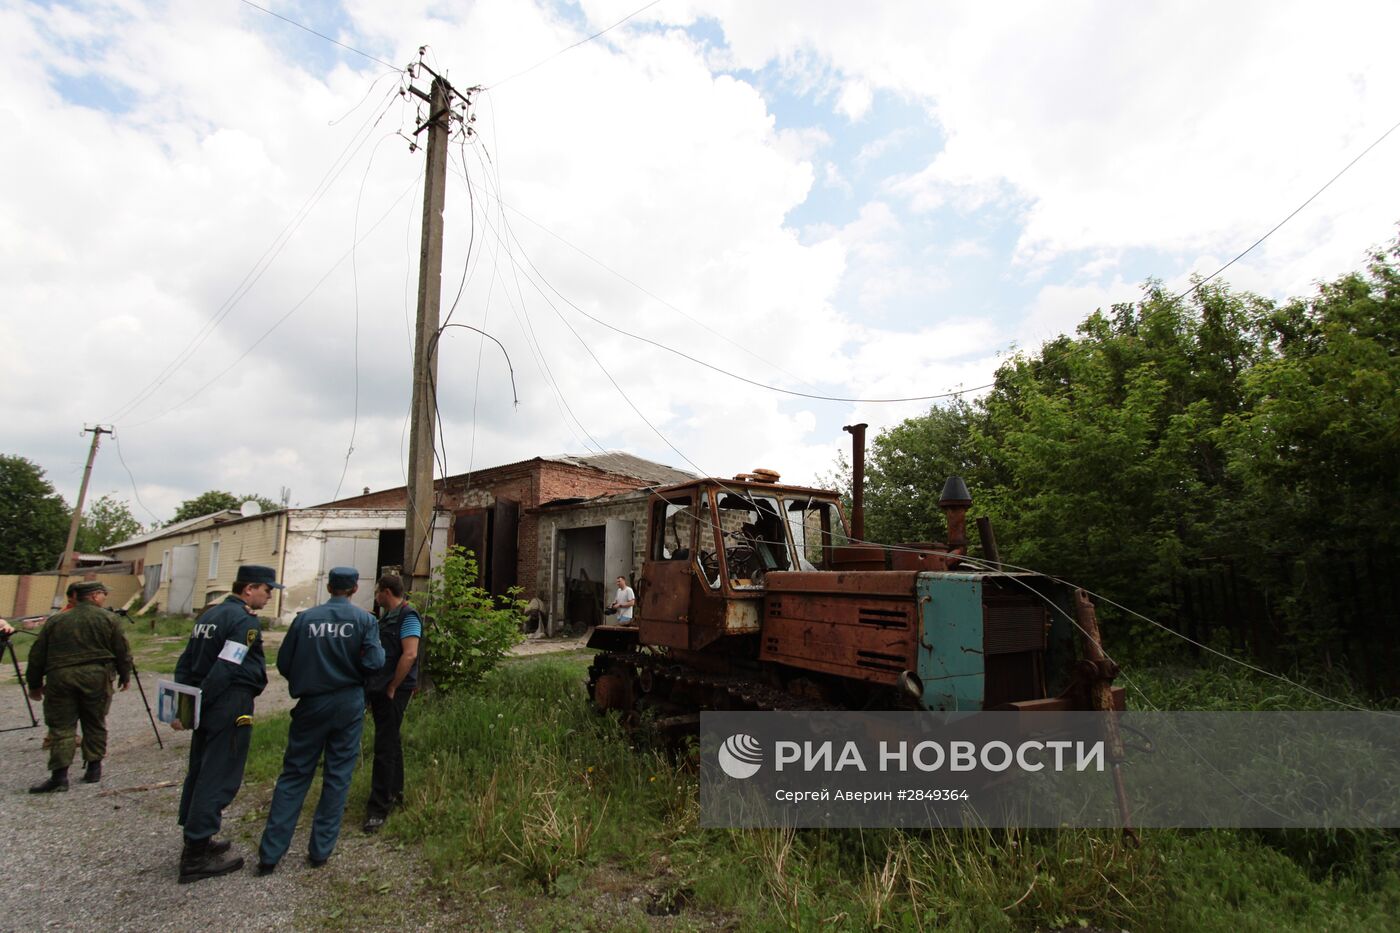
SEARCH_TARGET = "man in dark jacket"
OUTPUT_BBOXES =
[362,573,422,833]
[24,581,132,793]
[172,564,279,883]
[256,567,383,873]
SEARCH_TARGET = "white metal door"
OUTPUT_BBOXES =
[320,534,380,613]
[169,544,199,615]
[603,519,634,586]
[143,564,162,603]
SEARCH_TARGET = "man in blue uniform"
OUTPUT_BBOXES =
[173,564,279,883]
[362,573,422,833]
[256,567,384,873]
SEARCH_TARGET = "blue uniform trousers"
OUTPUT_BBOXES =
[257,686,365,865]
[179,687,255,844]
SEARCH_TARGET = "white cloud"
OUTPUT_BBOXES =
[1,0,867,513]
[835,80,872,121]
[688,0,1400,297]
[6,0,1399,520]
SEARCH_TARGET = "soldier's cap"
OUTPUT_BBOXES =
[65,581,81,597]
[73,580,108,597]
[328,566,359,589]
[235,564,284,590]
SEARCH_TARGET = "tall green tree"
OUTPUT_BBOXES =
[972,282,1272,628]
[170,490,278,524]
[75,494,144,552]
[1217,245,1400,656]
[850,239,1400,680]
[860,399,990,545]
[0,455,70,573]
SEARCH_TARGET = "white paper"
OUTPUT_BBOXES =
[156,679,202,730]
[217,640,248,664]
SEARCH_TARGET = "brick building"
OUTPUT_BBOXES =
[321,452,693,628]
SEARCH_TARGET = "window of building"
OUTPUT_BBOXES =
[208,540,220,580]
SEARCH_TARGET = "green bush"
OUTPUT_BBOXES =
[412,546,524,694]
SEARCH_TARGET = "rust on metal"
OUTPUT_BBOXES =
[938,475,972,566]
[1074,588,1137,845]
[890,543,952,572]
[766,571,920,597]
[843,423,868,541]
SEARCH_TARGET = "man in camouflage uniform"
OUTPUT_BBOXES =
[24,580,132,793]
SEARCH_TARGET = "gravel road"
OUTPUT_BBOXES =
[0,631,440,933]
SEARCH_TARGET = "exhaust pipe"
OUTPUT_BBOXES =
[939,475,972,559]
[843,423,868,541]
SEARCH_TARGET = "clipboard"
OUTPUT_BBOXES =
[156,679,202,730]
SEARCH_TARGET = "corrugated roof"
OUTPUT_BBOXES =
[105,509,243,551]
[317,451,695,507]
[541,451,694,485]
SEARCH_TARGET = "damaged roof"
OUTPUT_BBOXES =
[539,451,694,485]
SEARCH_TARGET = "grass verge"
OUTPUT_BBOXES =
[237,655,1400,930]
[352,658,1400,924]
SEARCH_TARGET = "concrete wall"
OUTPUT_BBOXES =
[536,490,652,628]
[278,509,448,624]
[327,460,667,604]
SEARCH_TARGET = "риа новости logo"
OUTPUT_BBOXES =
[718,733,763,779]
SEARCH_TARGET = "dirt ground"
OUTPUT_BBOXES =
[0,630,467,933]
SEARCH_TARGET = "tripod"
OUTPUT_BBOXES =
[0,632,39,733]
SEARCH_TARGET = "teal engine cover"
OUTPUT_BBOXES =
[914,573,1074,710]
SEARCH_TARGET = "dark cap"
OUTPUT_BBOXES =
[328,567,359,590]
[74,580,109,598]
[235,564,284,590]
[65,581,81,597]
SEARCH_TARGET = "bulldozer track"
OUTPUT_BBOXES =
[587,650,829,717]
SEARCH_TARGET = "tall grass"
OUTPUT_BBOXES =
[332,656,1399,930]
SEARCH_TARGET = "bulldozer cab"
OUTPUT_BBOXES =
[631,478,849,650]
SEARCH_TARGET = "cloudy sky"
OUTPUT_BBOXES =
[3,0,1398,523]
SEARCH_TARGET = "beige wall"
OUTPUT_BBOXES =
[140,513,284,617]
[1,573,142,617]
[0,575,17,617]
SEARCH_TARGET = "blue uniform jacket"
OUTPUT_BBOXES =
[175,595,268,701]
[277,596,385,698]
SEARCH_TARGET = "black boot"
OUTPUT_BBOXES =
[179,838,245,884]
[207,838,232,856]
[83,760,102,784]
[29,768,69,794]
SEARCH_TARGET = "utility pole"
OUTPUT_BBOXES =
[403,73,453,596]
[54,424,112,608]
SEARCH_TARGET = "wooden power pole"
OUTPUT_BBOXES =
[55,423,112,607]
[403,75,453,596]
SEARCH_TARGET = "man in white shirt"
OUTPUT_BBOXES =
[609,576,636,624]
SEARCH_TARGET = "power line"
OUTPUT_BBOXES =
[471,201,713,478]
[485,0,666,89]
[461,159,818,391]
[236,0,400,71]
[492,195,981,405]
[105,81,406,424]
[458,128,608,455]
[322,131,400,512]
[124,173,422,429]
[1176,116,1400,301]
[111,432,164,526]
